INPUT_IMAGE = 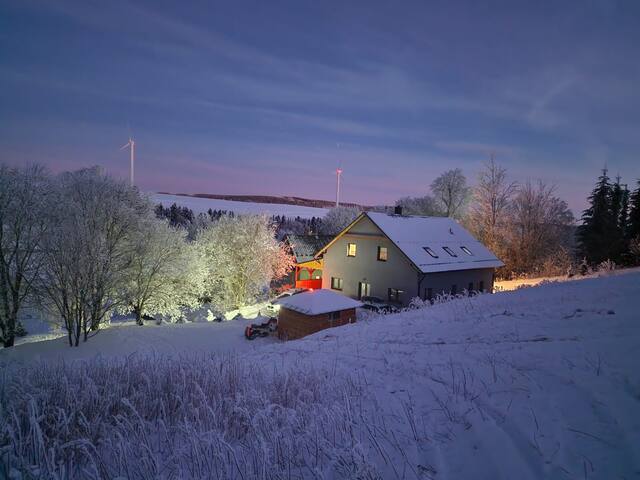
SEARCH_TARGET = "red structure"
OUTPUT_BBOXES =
[285,234,333,291]
[294,265,323,290]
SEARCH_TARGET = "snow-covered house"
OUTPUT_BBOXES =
[314,209,504,306]
[275,289,362,340]
[285,234,333,289]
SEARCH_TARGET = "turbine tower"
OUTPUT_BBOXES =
[120,137,135,186]
[335,166,343,207]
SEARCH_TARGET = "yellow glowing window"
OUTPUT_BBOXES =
[347,243,357,257]
[377,246,388,261]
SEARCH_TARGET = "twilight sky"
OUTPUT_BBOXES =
[1,0,639,213]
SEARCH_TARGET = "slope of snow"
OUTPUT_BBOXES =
[152,193,328,218]
[2,272,639,478]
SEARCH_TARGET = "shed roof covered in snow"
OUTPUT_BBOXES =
[275,289,362,316]
[317,211,504,274]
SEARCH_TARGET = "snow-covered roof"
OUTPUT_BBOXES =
[286,234,334,264]
[364,212,504,273]
[276,289,362,316]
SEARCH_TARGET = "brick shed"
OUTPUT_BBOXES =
[276,289,362,340]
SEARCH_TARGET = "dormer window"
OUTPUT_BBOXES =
[423,247,439,258]
[443,246,458,257]
[461,246,473,256]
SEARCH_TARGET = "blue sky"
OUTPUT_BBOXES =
[1,0,639,213]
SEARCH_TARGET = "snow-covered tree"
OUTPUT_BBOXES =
[117,218,206,325]
[431,168,470,218]
[198,215,294,312]
[38,168,148,346]
[0,164,50,348]
[319,206,360,235]
[395,195,443,216]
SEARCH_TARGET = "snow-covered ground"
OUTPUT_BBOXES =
[2,272,639,478]
[152,193,329,218]
[495,266,640,291]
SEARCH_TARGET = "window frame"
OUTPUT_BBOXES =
[377,246,388,262]
[443,246,458,257]
[461,246,473,256]
[423,246,439,258]
[331,277,343,291]
[298,269,311,280]
[347,243,357,257]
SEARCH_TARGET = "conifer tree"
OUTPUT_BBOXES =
[619,183,630,235]
[577,168,615,264]
[609,177,627,261]
[628,179,640,241]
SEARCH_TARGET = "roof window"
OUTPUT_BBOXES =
[423,247,439,258]
[443,246,458,257]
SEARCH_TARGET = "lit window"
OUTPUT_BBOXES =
[377,246,388,261]
[347,243,357,257]
[423,247,439,258]
[443,246,458,257]
[461,246,473,256]
[331,277,343,290]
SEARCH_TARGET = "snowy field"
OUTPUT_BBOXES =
[495,266,640,291]
[2,272,639,478]
[151,193,329,218]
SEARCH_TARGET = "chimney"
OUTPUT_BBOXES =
[394,205,403,215]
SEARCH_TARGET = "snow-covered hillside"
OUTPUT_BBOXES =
[152,193,329,218]
[2,273,639,478]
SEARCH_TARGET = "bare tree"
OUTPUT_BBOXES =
[38,168,148,346]
[504,180,575,276]
[469,157,517,254]
[431,168,470,218]
[0,164,50,348]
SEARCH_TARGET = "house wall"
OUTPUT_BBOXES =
[321,215,496,306]
[321,216,421,304]
[420,268,495,300]
[278,307,356,340]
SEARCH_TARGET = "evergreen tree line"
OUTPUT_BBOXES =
[577,168,640,266]
[154,202,322,239]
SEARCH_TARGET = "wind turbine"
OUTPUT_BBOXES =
[335,143,344,207]
[335,164,343,207]
[121,137,135,186]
